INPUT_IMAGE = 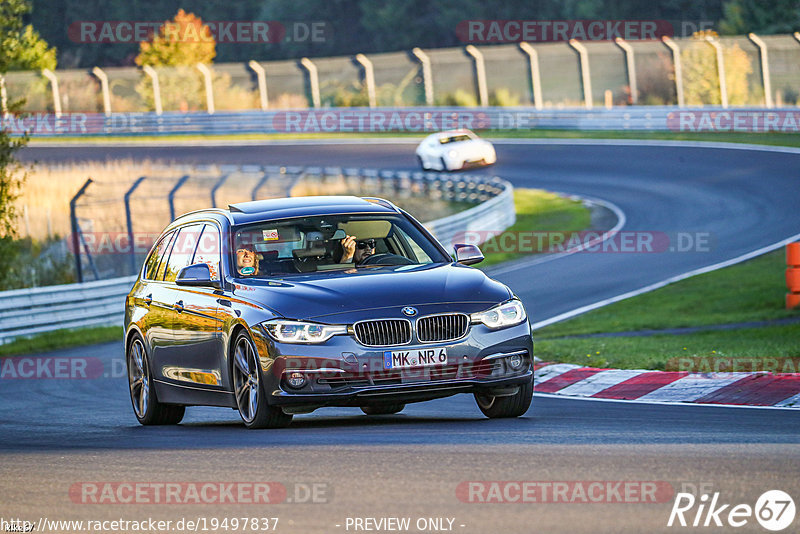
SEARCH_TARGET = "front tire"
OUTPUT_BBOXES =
[361,403,405,415]
[127,334,185,425]
[474,378,533,418]
[232,331,292,429]
[417,155,428,170]
[439,157,449,172]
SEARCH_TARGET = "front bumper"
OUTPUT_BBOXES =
[254,321,533,408]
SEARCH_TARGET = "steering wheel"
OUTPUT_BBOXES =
[359,253,415,266]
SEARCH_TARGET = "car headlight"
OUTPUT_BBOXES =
[262,320,347,343]
[470,299,527,329]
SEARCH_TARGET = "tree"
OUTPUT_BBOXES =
[681,30,753,106]
[1,0,57,288]
[720,0,800,35]
[135,9,216,112]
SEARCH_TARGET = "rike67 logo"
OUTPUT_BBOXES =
[668,490,795,531]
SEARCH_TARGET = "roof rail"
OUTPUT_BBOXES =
[361,197,401,213]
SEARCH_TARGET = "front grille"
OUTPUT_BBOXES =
[417,313,469,342]
[354,319,412,347]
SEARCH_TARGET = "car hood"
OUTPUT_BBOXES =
[231,263,512,323]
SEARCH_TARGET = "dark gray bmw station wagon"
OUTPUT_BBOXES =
[124,196,533,428]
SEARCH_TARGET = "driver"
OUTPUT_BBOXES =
[236,245,259,276]
[339,236,375,264]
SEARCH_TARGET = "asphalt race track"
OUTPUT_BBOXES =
[2,140,799,533]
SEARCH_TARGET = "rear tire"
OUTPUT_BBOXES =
[232,330,293,429]
[361,404,405,415]
[474,378,533,418]
[417,155,428,170]
[127,334,185,425]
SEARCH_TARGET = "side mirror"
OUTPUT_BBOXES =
[454,243,484,266]
[176,263,220,288]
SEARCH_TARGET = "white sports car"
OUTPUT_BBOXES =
[415,130,497,172]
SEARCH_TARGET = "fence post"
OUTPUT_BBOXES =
[196,63,215,114]
[748,33,773,108]
[168,175,190,221]
[568,40,593,109]
[411,47,434,106]
[248,60,269,110]
[354,54,377,108]
[251,167,275,200]
[211,172,233,208]
[518,42,543,110]
[0,75,9,118]
[69,178,93,283]
[299,57,321,108]
[464,45,488,107]
[142,66,163,115]
[91,66,112,116]
[614,38,638,105]
[41,68,62,118]
[124,176,147,276]
[705,36,728,108]
[661,36,684,107]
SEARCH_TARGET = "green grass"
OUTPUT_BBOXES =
[27,129,800,149]
[478,189,591,269]
[0,326,120,357]
[536,249,800,370]
[535,324,800,371]
[538,250,798,337]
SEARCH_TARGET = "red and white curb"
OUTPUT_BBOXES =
[533,362,800,408]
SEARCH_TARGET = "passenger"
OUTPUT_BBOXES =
[339,236,376,264]
[236,245,259,276]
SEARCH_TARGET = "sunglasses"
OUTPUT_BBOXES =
[356,239,376,250]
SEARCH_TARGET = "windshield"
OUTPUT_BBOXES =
[439,134,473,144]
[231,214,449,277]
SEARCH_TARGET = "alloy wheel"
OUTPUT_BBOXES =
[233,335,260,423]
[128,339,149,418]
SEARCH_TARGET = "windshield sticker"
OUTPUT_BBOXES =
[262,229,279,241]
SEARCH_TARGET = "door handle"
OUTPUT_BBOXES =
[143,294,152,306]
[174,300,184,312]
[216,298,232,307]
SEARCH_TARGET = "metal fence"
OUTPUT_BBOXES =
[69,164,512,282]
[3,33,799,120]
[1,167,513,344]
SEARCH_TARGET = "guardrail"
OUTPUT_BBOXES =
[0,276,136,344]
[1,170,514,344]
[13,106,800,136]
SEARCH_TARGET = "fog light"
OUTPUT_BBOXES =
[507,353,525,370]
[286,372,307,389]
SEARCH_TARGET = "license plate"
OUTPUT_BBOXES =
[383,347,448,369]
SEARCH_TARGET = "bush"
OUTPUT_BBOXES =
[637,52,676,105]
[436,89,478,107]
[489,88,520,107]
[681,31,753,106]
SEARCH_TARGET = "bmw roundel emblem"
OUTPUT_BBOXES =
[402,307,418,317]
